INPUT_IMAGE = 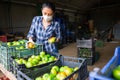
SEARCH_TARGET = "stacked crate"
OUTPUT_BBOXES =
[77,38,95,65]
[0,41,42,71]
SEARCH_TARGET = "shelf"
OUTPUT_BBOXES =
[0,64,17,80]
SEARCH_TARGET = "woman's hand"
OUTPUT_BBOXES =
[56,38,59,42]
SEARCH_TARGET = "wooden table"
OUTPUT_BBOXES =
[0,64,17,80]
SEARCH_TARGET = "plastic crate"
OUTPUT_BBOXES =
[77,47,95,57]
[89,46,120,80]
[9,52,60,76]
[0,45,14,70]
[17,56,88,80]
[0,36,7,42]
[12,44,42,58]
[77,47,96,65]
[76,38,95,48]
[0,44,43,71]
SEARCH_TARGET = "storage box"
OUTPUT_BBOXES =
[17,56,88,80]
[76,38,95,48]
[0,43,43,71]
[77,47,95,57]
[77,47,96,65]
[9,52,60,76]
[89,46,120,80]
[0,36,7,42]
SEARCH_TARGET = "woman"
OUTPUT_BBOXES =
[27,2,61,53]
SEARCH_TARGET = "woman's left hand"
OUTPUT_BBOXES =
[56,38,59,42]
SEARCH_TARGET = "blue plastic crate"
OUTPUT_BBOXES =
[89,46,120,80]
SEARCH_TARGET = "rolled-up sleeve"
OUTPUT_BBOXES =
[55,23,61,40]
[27,17,37,38]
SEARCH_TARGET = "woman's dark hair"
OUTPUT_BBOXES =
[42,2,56,12]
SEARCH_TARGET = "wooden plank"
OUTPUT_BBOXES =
[0,64,17,80]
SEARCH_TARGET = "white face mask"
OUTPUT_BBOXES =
[43,15,53,22]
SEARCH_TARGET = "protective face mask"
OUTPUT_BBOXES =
[43,15,53,22]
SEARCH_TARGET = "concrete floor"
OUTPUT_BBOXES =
[59,41,120,72]
[0,40,120,79]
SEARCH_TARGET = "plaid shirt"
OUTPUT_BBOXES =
[27,16,61,53]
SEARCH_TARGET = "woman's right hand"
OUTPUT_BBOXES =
[26,37,35,48]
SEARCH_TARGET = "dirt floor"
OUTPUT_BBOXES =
[0,40,120,79]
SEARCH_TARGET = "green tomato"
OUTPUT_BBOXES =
[31,59,39,65]
[51,68,57,76]
[113,65,120,80]
[25,62,33,68]
[35,77,43,80]
[52,66,59,72]
[43,73,49,80]
[40,51,46,57]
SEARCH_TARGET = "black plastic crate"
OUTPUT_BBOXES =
[77,47,95,58]
[10,52,60,76]
[17,56,88,80]
[86,56,95,65]
[78,51,100,65]
[78,54,95,65]
[77,47,95,65]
